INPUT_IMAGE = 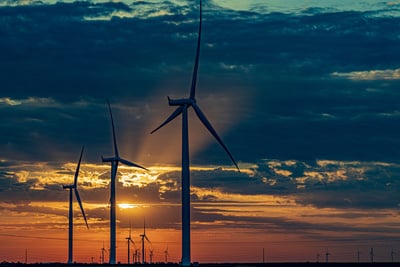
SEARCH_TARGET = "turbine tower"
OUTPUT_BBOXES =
[140,218,152,264]
[126,224,135,264]
[63,146,89,264]
[102,101,148,264]
[151,1,239,265]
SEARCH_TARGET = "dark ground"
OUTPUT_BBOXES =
[1,263,400,267]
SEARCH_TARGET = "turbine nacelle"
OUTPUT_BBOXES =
[102,156,118,163]
[63,184,75,189]
[167,96,195,106]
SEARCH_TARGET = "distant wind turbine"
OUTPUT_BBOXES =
[134,248,140,263]
[325,249,330,263]
[126,224,135,264]
[391,248,395,262]
[149,249,154,264]
[62,146,89,264]
[370,247,374,263]
[102,101,148,264]
[101,242,106,264]
[164,245,169,263]
[150,1,239,265]
[140,218,152,264]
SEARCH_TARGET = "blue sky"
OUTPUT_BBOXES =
[0,0,400,263]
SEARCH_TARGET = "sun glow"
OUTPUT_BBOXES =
[118,203,138,209]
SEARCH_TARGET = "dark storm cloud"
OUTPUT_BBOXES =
[155,160,400,210]
[1,1,400,165]
[0,171,39,204]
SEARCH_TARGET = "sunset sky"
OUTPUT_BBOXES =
[1,0,400,264]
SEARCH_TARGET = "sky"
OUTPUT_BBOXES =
[1,0,400,264]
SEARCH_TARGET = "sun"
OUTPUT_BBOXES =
[118,203,138,209]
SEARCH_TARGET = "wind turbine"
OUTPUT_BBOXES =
[140,218,152,264]
[164,245,169,263]
[370,247,374,263]
[134,249,140,263]
[325,250,330,263]
[149,249,154,264]
[391,248,395,262]
[126,224,135,264]
[63,146,89,264]
[101,242,106,264]
[150,1,239,265]
[102,100,148,264]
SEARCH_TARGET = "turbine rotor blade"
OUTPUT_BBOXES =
[150,106,184,134]
[189,0,202,100]
[107,100,119,157]
[119,158,149,171]
[145,235,152,245]
[74,188,89,229]
[192,103,240,171]
[74,146,84,187]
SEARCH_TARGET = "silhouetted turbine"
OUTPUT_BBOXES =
[62,146,89,264]
[126,224,135,264]
[151,1,239,266]
[140,218,152,264]
[101,242,106,264]
[164,245,169,263]
[102,101,148,264]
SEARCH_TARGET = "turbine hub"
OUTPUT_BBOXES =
[168,97,195,106]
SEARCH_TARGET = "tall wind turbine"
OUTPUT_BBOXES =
[151,1,239,265]
[63,146,89,264]
[126,224,135,264]
[102,101,148,264]
[140,218,152,264]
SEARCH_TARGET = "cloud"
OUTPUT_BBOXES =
[2,155,400,214]
[0,0,400,189]
[0,97,58,107]
[1,0,400,165]
[0,0,44,6]
[332,68,400,81]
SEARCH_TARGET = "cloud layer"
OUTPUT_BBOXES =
[1,0,400,262]
[0,0,400,165]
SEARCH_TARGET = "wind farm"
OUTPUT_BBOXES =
[1,0,400,266]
